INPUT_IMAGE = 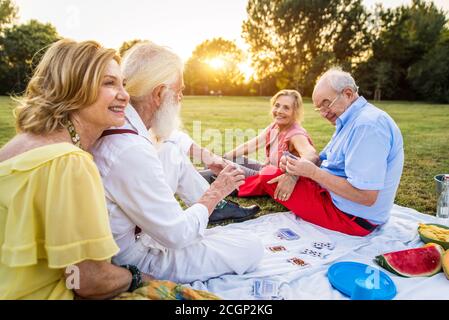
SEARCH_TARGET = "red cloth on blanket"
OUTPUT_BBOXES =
[238,165,376,237]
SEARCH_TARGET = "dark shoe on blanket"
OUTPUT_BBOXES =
[209,200,260,224]
[228,188,239,197]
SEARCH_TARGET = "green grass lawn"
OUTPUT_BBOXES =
[0,96,16,147]
[1,95,448,217]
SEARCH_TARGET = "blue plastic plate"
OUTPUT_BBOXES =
[328,261,397,300]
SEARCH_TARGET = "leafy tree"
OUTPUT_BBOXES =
[0,0,17,32]
[242,0,372,95]
[408,29,449,103]
[0,19,59,94]
[184,38,246,95]
[0,0,17,93]
[355,0,448,100]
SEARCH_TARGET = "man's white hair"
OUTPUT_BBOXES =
[315,67,359,94]
[121,41,183,99]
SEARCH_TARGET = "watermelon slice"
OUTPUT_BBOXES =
[375,243,444,277]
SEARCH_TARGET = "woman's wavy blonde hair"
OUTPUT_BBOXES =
[270,89,304,123]
[14,39,120,134]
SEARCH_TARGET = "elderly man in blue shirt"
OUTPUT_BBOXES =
[258,67,404,236]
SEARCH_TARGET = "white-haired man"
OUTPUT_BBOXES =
[90,41,263,283]
[251,68,404,236]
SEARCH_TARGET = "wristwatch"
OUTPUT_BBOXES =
[121,264,143,292]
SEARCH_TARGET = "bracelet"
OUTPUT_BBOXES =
[121,264,143,292]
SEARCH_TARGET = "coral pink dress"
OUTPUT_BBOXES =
[264,122,313,166]
[239,122,313,196]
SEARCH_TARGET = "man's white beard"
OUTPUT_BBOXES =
[151,93,181,141]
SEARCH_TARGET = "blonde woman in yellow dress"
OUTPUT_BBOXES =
[0,39,157,299]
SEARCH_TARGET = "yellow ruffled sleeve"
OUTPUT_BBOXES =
[1,151,119,268]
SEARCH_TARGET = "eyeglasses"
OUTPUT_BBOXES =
[314,93,342,114]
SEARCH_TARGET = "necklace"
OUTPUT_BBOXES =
[67,119,81,148]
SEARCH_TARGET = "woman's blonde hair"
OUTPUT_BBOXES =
[14,39,120,134]
[270,89,304,123]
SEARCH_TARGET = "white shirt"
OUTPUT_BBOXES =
[149,129,194,154]
[166,130,195,155]
[91,105,209,255]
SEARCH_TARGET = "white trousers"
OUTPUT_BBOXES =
[116,227,264,284]
[116,140,264,284]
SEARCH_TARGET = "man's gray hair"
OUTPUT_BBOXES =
[316,67,359,93]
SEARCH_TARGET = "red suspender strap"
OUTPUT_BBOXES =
[100,129,138,138]
[99,128,141,235]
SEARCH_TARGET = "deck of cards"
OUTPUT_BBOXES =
[283,151,299,160]
[276,228,300,240]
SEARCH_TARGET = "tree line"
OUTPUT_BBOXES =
[0,0,59,94]
[185,0,449,102]
[1,0,448,102]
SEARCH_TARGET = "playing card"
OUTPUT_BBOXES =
[252,279,280,298]
[283,151,299,160]
[276,228,300,240]
[267,245,287,252]
[312,241,335,250]
[253,279,262,296]
[300,248,329,259]
[287,257,310,267]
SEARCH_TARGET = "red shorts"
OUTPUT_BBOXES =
[238,166,377,237]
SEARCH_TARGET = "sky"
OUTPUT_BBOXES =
[13,0,449,61]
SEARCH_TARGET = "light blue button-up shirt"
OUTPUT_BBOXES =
[319,96,404,225]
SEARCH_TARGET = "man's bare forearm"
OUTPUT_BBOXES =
[311,168,378,206]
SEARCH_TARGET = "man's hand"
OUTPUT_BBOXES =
[211,164,245,197]
[206,157,231,176]
[285,157,318,179]
[267,173,297,201]
[198,165,245,214]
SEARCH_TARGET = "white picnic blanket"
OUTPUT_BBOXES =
[189,204,449,300]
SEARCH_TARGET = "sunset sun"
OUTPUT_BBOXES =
[207,57,225,69]
[238,61,255,82]
[206,56,255,82]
